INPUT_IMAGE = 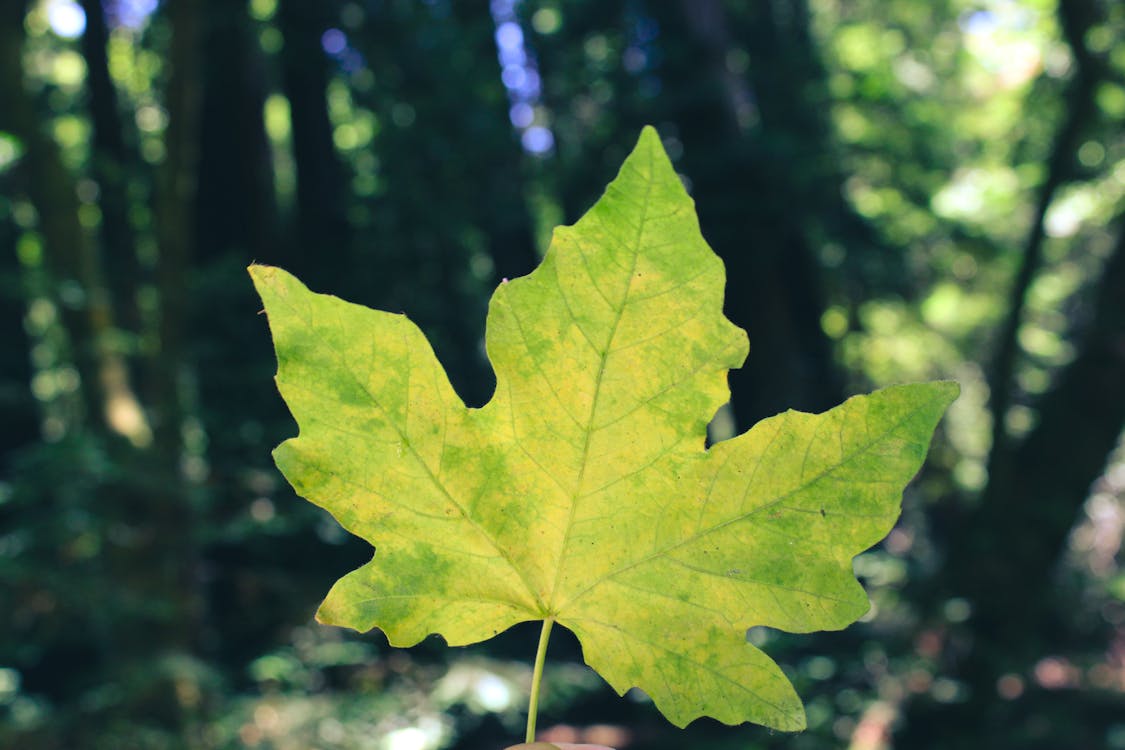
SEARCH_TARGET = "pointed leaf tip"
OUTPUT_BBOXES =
[247,262,274,282]
[637,123,662,146]
[630,124,677,177]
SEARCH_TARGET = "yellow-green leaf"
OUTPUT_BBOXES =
[250,126,957,731]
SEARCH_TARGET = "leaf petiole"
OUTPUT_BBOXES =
[526,617,555,743]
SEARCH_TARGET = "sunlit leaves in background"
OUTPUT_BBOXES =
[215,625,597,750]
[811,0,1124,493]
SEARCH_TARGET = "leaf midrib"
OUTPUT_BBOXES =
[546,150,656,610]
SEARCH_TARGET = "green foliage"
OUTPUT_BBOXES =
[252,128,956,732]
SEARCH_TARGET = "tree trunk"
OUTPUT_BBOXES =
[0,185,39,461]
[656,0,846,427]
[143,0,209,741]
[79,0,145,336]
[194,0,279,266]
[897,1,1124,745]
[348,0,539,405]
[276,0,350,282]
[0,0,146,444]
[901,222,1125,748]
[986,0,1103,473]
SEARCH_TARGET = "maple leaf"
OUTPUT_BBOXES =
[250,127,957,732]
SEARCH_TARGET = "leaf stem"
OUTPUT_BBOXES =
[526,617,555,743]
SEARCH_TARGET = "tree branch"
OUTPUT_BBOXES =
[987,0,1102,470]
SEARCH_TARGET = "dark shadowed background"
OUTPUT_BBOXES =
[1,0,1123,748]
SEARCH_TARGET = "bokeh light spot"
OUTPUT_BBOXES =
[473,673,511,711]
[495,21,523,50]
[110,0,158,30]
[501,65,526,89]
[385,726,427,750]
[46,0,85,38]
[521,126,554,154]
[509,102,533,128]
[996,673,1024,699]
[531,7,561,35]
[322,28,347,55]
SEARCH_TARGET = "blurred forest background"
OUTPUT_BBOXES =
[1,0,1123,748]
